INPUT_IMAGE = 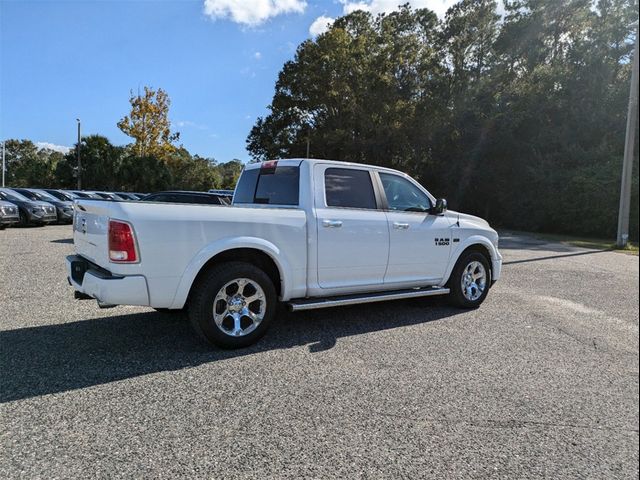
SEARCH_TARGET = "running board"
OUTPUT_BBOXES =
[288,286,450,312]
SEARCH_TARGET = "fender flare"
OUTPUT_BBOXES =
[168,236,293,309]
[441,235,500,286]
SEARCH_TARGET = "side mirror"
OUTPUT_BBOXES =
[431,198,447,215]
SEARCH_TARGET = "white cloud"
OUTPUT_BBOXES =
[203,0,307,26]
[309,0,485,38]
[254,51,262,60]
[36,142,71,154]
[309,15,335,36]
[175,120,208,130]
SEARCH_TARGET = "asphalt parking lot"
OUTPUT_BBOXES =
[1,225,638,479]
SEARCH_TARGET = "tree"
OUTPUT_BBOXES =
[164,147,223,190]
[118,155,172,192]
[54,135,123,189]
[247,5,443,171]
[217,160,244,189]
[247,1,638,240]
[117,86,180,158]
[3,139,58,187]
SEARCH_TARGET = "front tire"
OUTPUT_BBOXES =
[446,251,491,308]
[18,210,29,227]
[188,261,277,349]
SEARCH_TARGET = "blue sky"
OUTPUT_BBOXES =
[0,0,457,162]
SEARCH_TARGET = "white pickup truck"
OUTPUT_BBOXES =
[67,159,502,348]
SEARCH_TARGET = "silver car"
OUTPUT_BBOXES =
[0,200,20,229]
[0,188,57,226]
[13,188,74,224]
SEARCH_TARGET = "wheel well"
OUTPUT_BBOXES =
[188,248,282,301]
[462,244,493,278]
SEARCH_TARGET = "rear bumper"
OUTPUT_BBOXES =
[66,255,149,306]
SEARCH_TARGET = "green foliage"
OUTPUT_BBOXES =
[55,135,125,190]
[118,155,172,192]
[216,160,244,189]
[247,0,639,239]
[165,148,223,191]
[6,136,237,194]
[3,140,60,187]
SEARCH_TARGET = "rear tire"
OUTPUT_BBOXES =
[188,261,277,349]
[446,250,491,308]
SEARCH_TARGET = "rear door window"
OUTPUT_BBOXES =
[324,168,377,210]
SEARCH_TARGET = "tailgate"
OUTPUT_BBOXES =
[73,200,113,267]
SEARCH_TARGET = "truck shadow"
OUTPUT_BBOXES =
[50,238,74,244]
[1,298,462,403]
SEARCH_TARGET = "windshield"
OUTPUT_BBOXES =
[13,189,39,201]
[73,191,96,198]
[32,190,59,202]
[0,189,31,202]
[45,190,73,201]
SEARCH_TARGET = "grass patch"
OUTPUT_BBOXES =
[507,230,639,255]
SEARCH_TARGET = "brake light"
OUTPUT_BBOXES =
[261,160,278,174]
[108,220,138,263]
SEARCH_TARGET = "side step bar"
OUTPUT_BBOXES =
[288,286,450,312]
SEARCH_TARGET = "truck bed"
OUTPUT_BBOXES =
[72,199,308,307]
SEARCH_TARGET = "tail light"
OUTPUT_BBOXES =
[108,220,139,263]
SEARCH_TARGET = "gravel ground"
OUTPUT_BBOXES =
[1,225,638,479]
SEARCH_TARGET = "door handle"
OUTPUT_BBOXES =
[393,222,410,230]
[322,219,343,228]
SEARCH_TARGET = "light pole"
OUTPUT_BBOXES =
[76,118,82,190]
[616,23,639,248]
[2,141,5,187]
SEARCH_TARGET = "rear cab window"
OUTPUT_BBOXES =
[234,161,300,206]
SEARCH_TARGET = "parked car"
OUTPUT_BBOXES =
[207,189,234,204]
[92,192,125,201]
[0,188,57,226]
[43,189,78,202]
[0,200,20,229]
[11,188,74,224]
[66,190,102,199]
[114,192,139,200]
[141,191,229,205]
[66,159,502,349]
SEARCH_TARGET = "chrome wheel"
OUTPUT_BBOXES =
[212,278,266,337]
[461,261,486,302]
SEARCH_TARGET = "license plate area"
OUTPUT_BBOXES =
[71,258,89,285]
